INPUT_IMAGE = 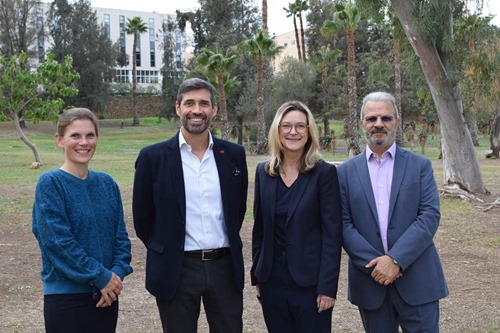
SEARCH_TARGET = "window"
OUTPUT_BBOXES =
[149,18,155,67]
[113,69,130,83]
[136,70,159,84]
[104,14,110,38]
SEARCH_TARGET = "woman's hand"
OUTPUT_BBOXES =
[96,273,122,308]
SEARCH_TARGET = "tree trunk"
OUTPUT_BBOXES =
[217,73,230,140]
[132,33,139,126]
[465,111,480,146]
[256,55,266,154]
[488,109,499,159]
[394,35,404,146]
[346,27,360,158]
[293,16,302,61]
[392,0,485,193]
[262,0,268,32]
[13,113,42,164]
[237,116,244,145]
[299,13,306,62]
[321,65,330,137]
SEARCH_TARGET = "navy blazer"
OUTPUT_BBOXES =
[337,146,448,310]
[132,133,248,301]
[251,161,343,298]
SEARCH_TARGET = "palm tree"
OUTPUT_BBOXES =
[125,16,148,126]
[284,2,301,61]
[195,45,240,140]
[294,0,309,62]
[322,1,363,158]
[262,0,268,32]
[240,31,283,154]
[311,45,341,137]
[389,11,405,146]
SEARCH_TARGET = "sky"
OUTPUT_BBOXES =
[89,0,500,35]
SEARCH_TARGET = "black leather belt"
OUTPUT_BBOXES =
[184,248,230,261]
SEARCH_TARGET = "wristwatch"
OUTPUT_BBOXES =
[390,256,402,271]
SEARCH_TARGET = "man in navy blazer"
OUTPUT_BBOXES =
[133,78,248,333]
[337,92,448,333]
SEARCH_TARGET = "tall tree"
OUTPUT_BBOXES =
[195,45,240,140]
[0,0,40,128]
[455,14,498,147]
[294,0,309,62]
[262,0,268,32]
[48,0,118,113]
[160,18,185,120]
[284,2,302,61]
[0,52,79,164]
[310,45,341,137]
[125,16,148,126]
[390,0,485,193]
[240,31,283,154]
[0,0,38,60]
[322,1,363,158]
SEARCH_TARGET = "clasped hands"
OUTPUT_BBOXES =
[96,272,123,308]
[366,255,403,286]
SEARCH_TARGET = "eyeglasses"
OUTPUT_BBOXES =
[363,115,395,123]
[279,122,309,134]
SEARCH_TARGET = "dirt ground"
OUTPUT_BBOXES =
[1,124,499,332]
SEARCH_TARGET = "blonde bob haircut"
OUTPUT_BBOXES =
[265,100,323,177]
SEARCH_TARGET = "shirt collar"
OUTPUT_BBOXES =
[178,129,214,150]
[365,142,397,162]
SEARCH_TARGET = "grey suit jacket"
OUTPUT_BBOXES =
[337,146,448,310]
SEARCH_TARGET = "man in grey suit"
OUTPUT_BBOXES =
[337,91,448,333]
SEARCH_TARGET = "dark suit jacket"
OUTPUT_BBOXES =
[132,132,248,301]
[337,146,448,310]
[251,161,343,298]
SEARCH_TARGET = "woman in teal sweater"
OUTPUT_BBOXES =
[32,108,133,333]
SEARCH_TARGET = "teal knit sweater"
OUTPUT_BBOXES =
[32,169,133,295]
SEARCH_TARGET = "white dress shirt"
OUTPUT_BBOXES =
[179,130,229,251]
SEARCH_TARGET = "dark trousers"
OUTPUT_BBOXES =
[156,255,243,333]
[44,293,118,333]
[359,284,440,333]
[259,252,332,333]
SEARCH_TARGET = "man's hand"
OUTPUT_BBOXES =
[317,294,335,313]
[96,273,123,308]
[366,255,402,285]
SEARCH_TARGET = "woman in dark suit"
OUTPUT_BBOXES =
[251,101,343,333]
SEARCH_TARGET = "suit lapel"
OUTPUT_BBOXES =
[166,134,186,220]
[388,147,408,222]
[354,153,379,222]
[286,173,310,225]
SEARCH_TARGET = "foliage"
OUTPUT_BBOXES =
[321,0,364,157]
[160,17,185,120]
[273,57,317,107]
[0,0,39,60]
[194,44,240,140]
[240,31,284,154]
[47,0,118,113]
[0,51,79,163]
[177,0,260,55]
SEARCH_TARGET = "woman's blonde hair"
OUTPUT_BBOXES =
[265,100,322,176]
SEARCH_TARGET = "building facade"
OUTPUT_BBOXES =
[273,30,308,72]
[35,4,186,90]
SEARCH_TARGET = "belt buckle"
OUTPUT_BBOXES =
[202,250,213,261]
